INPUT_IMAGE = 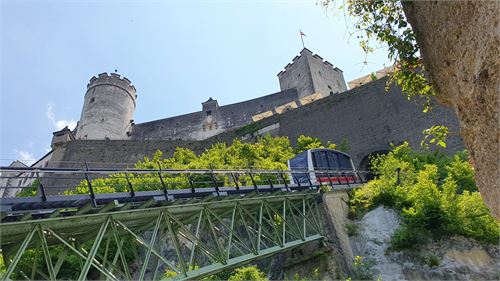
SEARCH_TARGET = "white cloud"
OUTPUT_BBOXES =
[55,120,77,131]
[12,149,35,165]
[46,104,77,130]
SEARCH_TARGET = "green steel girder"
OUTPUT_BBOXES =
[0,192,324,281]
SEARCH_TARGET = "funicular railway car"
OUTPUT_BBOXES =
[287,148,359,185]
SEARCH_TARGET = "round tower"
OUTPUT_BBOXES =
[75,72,137,140]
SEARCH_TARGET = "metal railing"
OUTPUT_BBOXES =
[0,166,369,218]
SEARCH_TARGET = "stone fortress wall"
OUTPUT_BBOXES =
[208,77,464,170]
[130,89,300,141]
[49,77,463,174]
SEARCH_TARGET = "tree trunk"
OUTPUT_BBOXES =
[402,1,500,220]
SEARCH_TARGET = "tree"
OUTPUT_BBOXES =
[321,0,499,220]
[401,1,499,220]
[295,134,337,154]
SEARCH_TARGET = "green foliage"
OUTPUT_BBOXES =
[0,254,5,277]
[228,266,268,281]
[319,185,333,193]
[295,135,323,153]
[67,135,296,195]
[345,222,359,236]
[350,142,499,247]
[421,125,448,149]
[235,122,267,136]
[163,265,234,280]
[66,134,342,195]
[321,0,435,109]
[389,225,429,251]
[289,267,320,281]
[338,138,350,153]
[9,236,139,280]
[369,72,377,81]
[321,0,449,148]
[349,255,375,280]
[425,255,440,267]
[16,179,39,197]
[294,135,337,154]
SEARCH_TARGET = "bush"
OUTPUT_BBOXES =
[349,255,375,280]
[425,255,440,267]
[350,142,499,248]
[389,226,429,251]
[16,179,39,197]
[228,266,268,281]
[346,222,359,236]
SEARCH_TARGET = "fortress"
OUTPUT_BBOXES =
[1,48,464,196]
[74,48,347,141]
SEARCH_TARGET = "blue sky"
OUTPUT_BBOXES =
[0,0,390,165]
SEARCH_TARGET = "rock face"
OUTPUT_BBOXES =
[402,1,500,220]
[349,206,405,281]
[350,206,500,280]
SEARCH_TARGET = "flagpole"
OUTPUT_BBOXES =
[299,29,305,48]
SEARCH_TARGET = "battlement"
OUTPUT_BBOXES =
[277,48,342,77]
[87,72,137,98]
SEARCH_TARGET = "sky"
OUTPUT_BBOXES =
[0,0,390,166]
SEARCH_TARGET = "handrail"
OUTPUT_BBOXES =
[0,166,368,175]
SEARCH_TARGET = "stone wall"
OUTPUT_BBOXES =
[207,77,464,168]
[130,89,300,141]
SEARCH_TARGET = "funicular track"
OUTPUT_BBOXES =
[0,167,367,280]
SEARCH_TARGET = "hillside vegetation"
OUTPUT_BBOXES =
[349,142,499,247]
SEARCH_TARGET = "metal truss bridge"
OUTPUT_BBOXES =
[0,167,367,280]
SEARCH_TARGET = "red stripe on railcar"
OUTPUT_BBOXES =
[317,176,357,183]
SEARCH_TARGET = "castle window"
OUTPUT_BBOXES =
[206,110,212,116]
[90,97,95,103]
[297,74,301,78]
[328,85,332,90]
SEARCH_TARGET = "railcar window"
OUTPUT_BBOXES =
[327,152,340,169]
[290,151,308,169]
[312,151,330,169]
[338,154,353,170]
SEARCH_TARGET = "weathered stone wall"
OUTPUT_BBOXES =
[130,89,300,141]
[50,139,207,170]
[208,77,464,169]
